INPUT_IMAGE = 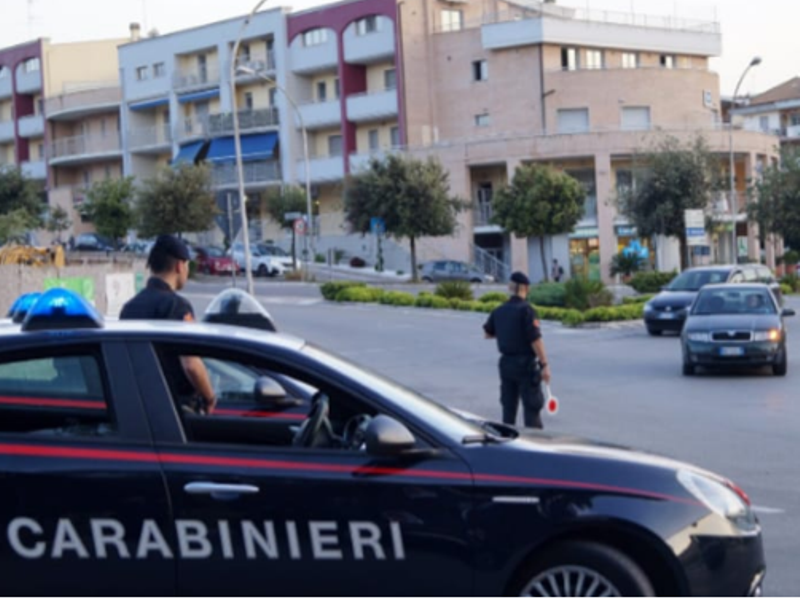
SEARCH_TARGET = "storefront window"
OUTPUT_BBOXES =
[570,237,601,281]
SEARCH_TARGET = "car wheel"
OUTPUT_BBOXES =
[773,351,788,376]
[422,276,433,283]
[646,327,662,337]
[470,278,482,284]
[511,541,654,597]
[682,362,695,376]
[257,264,268,278]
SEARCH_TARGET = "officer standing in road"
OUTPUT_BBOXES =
[483,271,551,429]
[120,234,217,414]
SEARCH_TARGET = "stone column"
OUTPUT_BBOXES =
[506,157,529,276]
[594,152,616,284]
[745,153,759,263]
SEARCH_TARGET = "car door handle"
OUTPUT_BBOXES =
[183,482,260,497]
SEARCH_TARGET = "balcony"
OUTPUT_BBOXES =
[474,201,494,228]
[50,132,122,166]
[173,64,220,91]
[296,155,345,183]
[343,22,396,65]
[235,54,277,79]
[21,160,46,179]
[208,107,280,136]
[0,120,13,143]
[346,89,398,123]
[128,124,172,153]
[297,100,341,130]
[290,37,339,75]
[784,125,800,140]
[212,161,281,189]
[176,116,208,142]
[16,69,42,94]
[45,86,121,121]
[17,114,44,138]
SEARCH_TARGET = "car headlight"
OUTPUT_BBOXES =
[753,329,781,342]
[678,470,754,527]
[686,332,711,342]
[644,302,654,312]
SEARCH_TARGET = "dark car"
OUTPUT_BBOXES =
[681,283,795,377]
[0,288,766,596]
[420,260,494,284]
[194,246,236,276]
[72,232,117,252]
[644,264,782,336]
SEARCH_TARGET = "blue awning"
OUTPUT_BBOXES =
[172,140,206,165]
[178,88,220,104]
[129,97,169,111]
[205,133,278,163]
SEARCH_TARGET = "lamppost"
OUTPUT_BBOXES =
[729,56,762,265]
[237,65,314,276]
[230,0,269,295]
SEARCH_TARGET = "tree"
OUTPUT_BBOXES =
[491,164,585,282]
[45,205,72,242]
[344,154,466,281]
[749,147,800,252]
[79,177,135,244]
[0,166,44,244]
[265,186,315,265]
[136,163,218,239]
[618,135,719,269]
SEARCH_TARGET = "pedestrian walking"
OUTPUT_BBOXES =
[483,271,551,429]
[552,259,564,282]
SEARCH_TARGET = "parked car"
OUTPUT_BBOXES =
[120,240,154,257]
[256,243,297,270]
[194,246,236,275]
[420,260,494,284]
[681,283,794,376]
[644,264,782,336]
[230,242,286,278]
[71,232,117,252]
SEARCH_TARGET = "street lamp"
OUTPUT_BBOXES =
[237,64,314,276]
[729,56,762,265]
[230,0,269,296]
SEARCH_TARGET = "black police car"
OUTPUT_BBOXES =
[0,288,765,596]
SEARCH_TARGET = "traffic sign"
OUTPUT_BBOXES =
[684,209,707,247]
[293,218,307,235]
[370,217,385,236]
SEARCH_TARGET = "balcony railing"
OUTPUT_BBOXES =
[212,161,281,187]
[51,132,121,160]
[44,85,121,119]
[474,201,494,227]
[128,124,172,149]
[235,53,276,75]
[173,64,220,90]
[208,107,280,136]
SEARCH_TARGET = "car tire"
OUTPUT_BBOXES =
[422,277,433,283]
[257,264,268,278]
[682,361,695,376]
[511,541,655,597]
[646,326,662,337]
[470,278,482,284]
[773,351,788,376]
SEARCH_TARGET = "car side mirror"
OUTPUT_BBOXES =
[254,376,302,409]
[365,415,416,457]
[782,308,796,317]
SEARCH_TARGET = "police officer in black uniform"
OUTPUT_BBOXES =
[120,234,217,414]
[483,271,551,429]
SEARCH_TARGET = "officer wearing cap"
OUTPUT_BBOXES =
[483,271,551,429]
[120,234,216,414]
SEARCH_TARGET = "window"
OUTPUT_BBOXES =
[35,98,43,115]
[23,58,40,73]
[334,78,340,99]
[441,9,463,32]
[384,68,396,90]
[660,54,675,69]
[197,54,208,82]
[621,106,651,131]
[303,28,328,46]
[557,108,590,134]
[759,116,770,132]
[561,47,579,71]
[585,49,604,70]
[621,52,639,69]
[269,87,278,107]
[241,43,251,63]
[37,143,44,160]
[368,129,379,151]
[105,165,112,180]
[475,113,491,127]
[317,81,327,102]
[135,66,148,81]
[472,60,488,81]
[356,15,379,36]
[244,91,254,111]
[82,171,91,187]
[100,119,107,136]
[791,114,800,127]
[0,350,115,438]
[328,134,343,156]
[390,126,400,147]
[153,62,166,78]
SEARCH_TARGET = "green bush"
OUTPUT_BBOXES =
[479,291,509,304]
[335,287,383,303]
[380,291,415,306]
[415,295,434,308]
[456,300,481,311]
[430,296,451,309]
[610,252,645,277]
[783,249,800,265]
[320,281,365,301]
[314,253,326,264]
[780,273,800,292]
[448,298,464,309]
[475,301,501,313]
[629,271,677,294]
[528,283,566,307]
[188,260,198,279]
[781,283,794,296]
[564,277,613,311]
[435,280,474,301]
[622,294,656,305]
[562,310,586,327]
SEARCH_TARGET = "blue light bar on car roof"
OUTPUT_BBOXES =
[9,292,42,324]
[21,288,103,332]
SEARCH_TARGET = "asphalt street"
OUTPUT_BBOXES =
[185,279,799,596]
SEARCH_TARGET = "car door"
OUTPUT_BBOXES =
[135,340,476,596]
[432,261,448,282]
[0,340,174,595]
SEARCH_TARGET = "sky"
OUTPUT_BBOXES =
[0,0,794,98]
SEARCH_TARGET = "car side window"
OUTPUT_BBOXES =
[433,262,447,273]
[741,268,757,282]
[756,267,774,283]
[0,347,116,438]
[730,272,745,283]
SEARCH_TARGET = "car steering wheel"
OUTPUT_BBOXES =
[292,393,331,448]
[342,414,372,450]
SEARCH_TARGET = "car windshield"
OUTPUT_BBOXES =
[207,247,224,258]
[668,270,729,292]
[692,289,777,316]
[261,246,288,257]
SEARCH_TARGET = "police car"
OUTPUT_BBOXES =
[0,288,765,596]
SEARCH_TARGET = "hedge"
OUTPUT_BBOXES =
[622,294,656,305]
[479,292,509,303]
[321,281,365,301]
[379,291,415,307]
[629,271,677,294]
[335,287,383,303]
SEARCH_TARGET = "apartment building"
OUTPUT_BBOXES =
[732,77,800,146]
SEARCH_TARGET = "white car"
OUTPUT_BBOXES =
[230,243,286,278]
[256,243,297,270]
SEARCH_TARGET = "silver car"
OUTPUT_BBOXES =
[420,260,494,284]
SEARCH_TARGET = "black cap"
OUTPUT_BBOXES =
[510,271,530,286]
[148,234,190,266]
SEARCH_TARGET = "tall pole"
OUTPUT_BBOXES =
[729,56,762,265]
[230,0,269,296]
[226,192,236,288]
